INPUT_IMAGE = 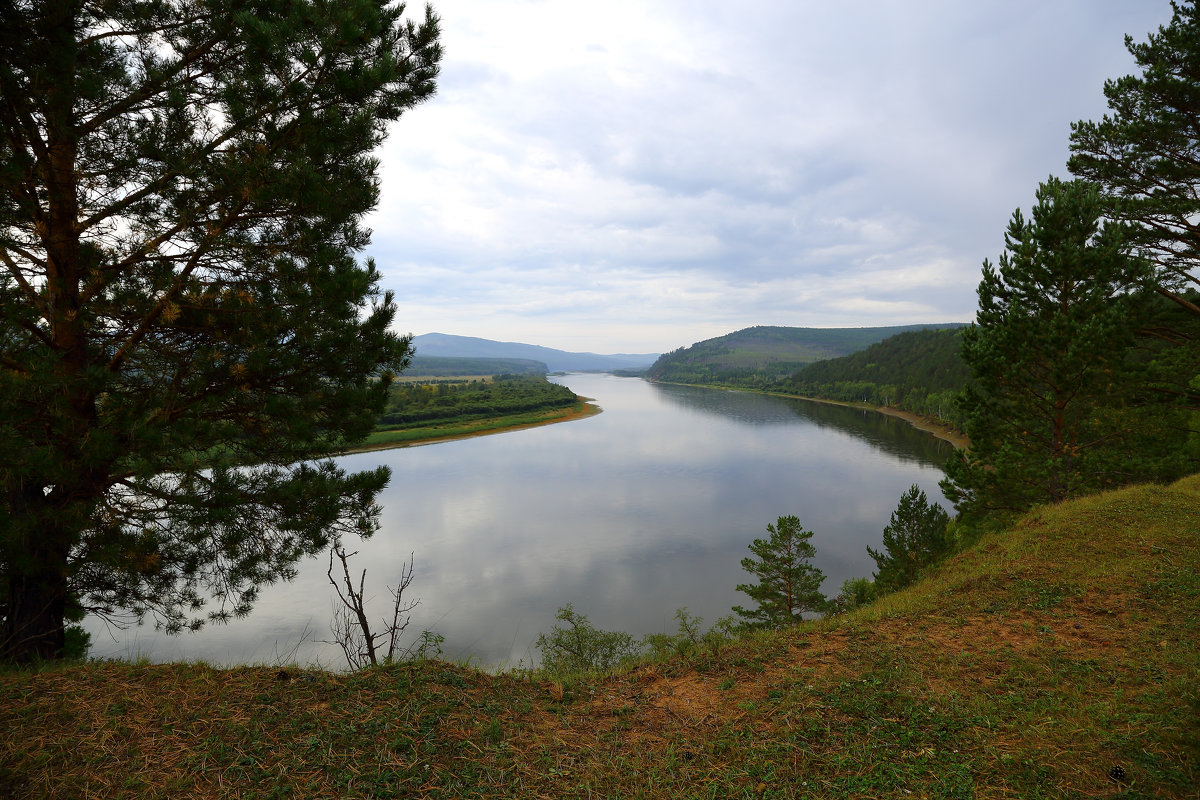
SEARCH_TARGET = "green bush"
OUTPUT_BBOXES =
[641,607,736,659]
[831,577,878,613]
[535,604,639,677]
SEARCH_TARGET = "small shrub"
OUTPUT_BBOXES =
[830,577,878,614]
[535,604,639,677]
[642,608,737,659]
[409,630,444,661]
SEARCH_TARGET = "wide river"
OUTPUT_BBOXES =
[85,374,955,669]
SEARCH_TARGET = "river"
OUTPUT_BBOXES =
[85,374,955,669]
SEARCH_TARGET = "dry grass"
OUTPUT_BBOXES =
[3,476,1198,798]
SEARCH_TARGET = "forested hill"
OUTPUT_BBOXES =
[645,324,966,386]
[406,356,548,377]
[779,327,970,424]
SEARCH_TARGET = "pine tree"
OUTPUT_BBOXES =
[940,177,1183,520]
[1068,1,1200,320]
[866,485,950,593]
[733,515,827,629]
[0,0,441,662]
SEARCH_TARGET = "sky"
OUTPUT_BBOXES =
[363,0,1174,355]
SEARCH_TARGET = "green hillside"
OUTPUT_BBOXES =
[3,476,1197,798]
[646,324,966,386]
[781,328,970,423]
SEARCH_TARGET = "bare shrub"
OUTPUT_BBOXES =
[325,545,418,669]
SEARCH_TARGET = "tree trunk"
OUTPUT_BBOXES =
[0,3,82,664]
[2,487,71,663]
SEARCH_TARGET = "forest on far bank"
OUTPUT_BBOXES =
[376,373,578,429]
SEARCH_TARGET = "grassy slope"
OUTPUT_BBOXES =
[3,477,1198,799]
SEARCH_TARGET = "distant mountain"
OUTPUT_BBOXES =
[646,324,968,386]
[410,333,660,373]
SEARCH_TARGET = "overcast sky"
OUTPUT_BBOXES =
[363,1,1173,355]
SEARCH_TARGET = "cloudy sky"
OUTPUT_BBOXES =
[363,1,1172,355]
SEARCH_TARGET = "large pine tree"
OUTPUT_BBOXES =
[940,178,1184,519]
[0,0,441,662]
[1068,0,1200,320]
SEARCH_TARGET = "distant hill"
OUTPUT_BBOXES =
[785,328,968,390]
[645,324,967,386]
[405,356,548,377]
[410,333,659,373]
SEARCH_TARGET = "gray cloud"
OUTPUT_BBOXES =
[366,0,1174,353]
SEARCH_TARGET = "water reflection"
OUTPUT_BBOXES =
[86,374,954,669]
[648,382,953,465]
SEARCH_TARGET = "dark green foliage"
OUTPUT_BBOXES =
[646,324,961,387]
[378,375,577,427]
[0,0,441,661]
[405,356,547,377]
[733,515,828,629]
[867,485,951,593]
[832,577,878,613]
[940,177,1187,519]
[61,625,91,662]
[782,327,969,424]
[1069,1,1200,322]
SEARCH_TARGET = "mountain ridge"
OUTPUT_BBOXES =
[647,323,969,386]
[410,333,659,373]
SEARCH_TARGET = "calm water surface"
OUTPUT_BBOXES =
[86,374,955,668]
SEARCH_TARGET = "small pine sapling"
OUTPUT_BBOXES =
[867,485,951,593]
[733,515,828,629]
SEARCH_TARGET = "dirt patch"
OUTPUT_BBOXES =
[638,672,726,723]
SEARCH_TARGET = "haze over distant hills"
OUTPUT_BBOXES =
[410,333,659,373]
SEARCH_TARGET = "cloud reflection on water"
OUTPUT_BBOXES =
[87,375,951,668]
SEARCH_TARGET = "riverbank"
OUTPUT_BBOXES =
[343,398,601,453]
[772,391,970,449]
[653,380,970,449]
[4,475,1196,798]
